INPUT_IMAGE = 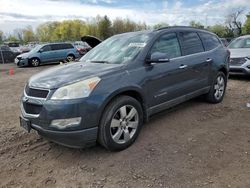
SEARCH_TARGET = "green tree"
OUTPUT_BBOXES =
[13,29,23,43]
[36,23,51,42]
[22,26,36,43]
[153,22,169,29]
[0,30,3,44]
[243,14,250,34]
[189,21,205,29]
[6,35,18,42]
[208,24,228,37]
[97,15,112,40]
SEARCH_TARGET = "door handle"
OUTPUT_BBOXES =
[206,58,213,62]
[179,64,188,69]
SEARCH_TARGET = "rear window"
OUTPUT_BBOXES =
[199,32,221,51]
[178,32,204,56]
[51,43,74,50]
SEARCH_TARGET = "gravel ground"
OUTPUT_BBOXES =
[0,63,250,188]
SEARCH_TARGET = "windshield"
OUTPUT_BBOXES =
[29,45,42,53]
[80,32,151,64]
[228,38,250,49]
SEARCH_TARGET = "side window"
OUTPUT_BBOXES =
[150,33,181,59]
[41,45,51,52]
[199,32,221,51]
[178,32,204,56]
[65,43,74,49]
[51,44,61,51]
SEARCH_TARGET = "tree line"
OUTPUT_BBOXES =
[1,10,250,44]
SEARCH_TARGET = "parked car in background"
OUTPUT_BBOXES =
[81,35,102,48]
[228,35,250,76]
[20,27,229,151]
[73,41,92,56]
[19,45,31,53]
[0,45,16,63]
[4,41,21,56]
[15,42,80,67]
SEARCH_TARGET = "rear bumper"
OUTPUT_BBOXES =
[32,123,98,148]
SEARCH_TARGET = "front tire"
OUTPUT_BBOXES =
[206,71,227,103]
[30,58,40,67]
[98,96,143,151]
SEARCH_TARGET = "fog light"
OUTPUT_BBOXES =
[51,117,81,129]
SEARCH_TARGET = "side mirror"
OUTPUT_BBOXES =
[146,52,170,64]
[38,49,44,53]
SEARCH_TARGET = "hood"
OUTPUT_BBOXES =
[28,62,123,89]
[229,48,250,58]
[81,35,102,48]
[18,52,30,58]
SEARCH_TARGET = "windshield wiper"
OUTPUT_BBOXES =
[91,60,110,64]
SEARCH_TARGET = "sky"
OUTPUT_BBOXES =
[0,0,249,33]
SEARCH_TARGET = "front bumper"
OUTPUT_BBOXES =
[20,90,105,148]
[32,123,98,148]
[15,58,29,67]
[229,65,250,75]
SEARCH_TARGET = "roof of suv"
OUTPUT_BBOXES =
[154,26,214,34]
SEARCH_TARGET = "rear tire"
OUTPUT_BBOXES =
[205,71,227,103]
[98,96,143,151]
[66,55,75,62]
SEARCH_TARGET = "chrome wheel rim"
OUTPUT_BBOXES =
[214,75,225,100]
[32,59,39,66]
[110,105,139,144]
[67,56,74,62]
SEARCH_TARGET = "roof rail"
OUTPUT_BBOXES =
[155,26,207,31]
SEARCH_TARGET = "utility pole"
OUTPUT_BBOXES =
[0,47,4,64]
[205,14,208,28]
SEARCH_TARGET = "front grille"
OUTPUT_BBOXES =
[23,102,42,115]
[25,85,49,98]
[230,58,247,65]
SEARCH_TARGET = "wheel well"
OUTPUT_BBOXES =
[218,67,228,77]
[67,54,75,58]
[28,57,40,64]
[102,90,148,123]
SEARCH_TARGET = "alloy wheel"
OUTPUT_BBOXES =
[214,75,225,100]
[67,55,74,62]
[110,105,139,144]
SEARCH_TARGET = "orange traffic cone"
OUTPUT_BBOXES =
[9,68,14,76]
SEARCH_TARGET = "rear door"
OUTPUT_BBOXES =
[51,44,63,61]
[177,31,210,91]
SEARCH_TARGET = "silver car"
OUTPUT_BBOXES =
[228,35,250,75]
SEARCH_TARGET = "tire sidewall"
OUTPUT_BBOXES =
[101,96,143,151]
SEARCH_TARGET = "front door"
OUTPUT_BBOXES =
[145,32,195,108]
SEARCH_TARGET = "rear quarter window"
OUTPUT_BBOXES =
[199,32,221,51]
[178,32,204,56]
[63,44,74,49]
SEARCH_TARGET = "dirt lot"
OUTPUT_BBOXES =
[0,63,250,188]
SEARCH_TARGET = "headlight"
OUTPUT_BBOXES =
[51,77,101,100]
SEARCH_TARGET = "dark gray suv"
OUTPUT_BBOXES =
[20,27,230,151]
